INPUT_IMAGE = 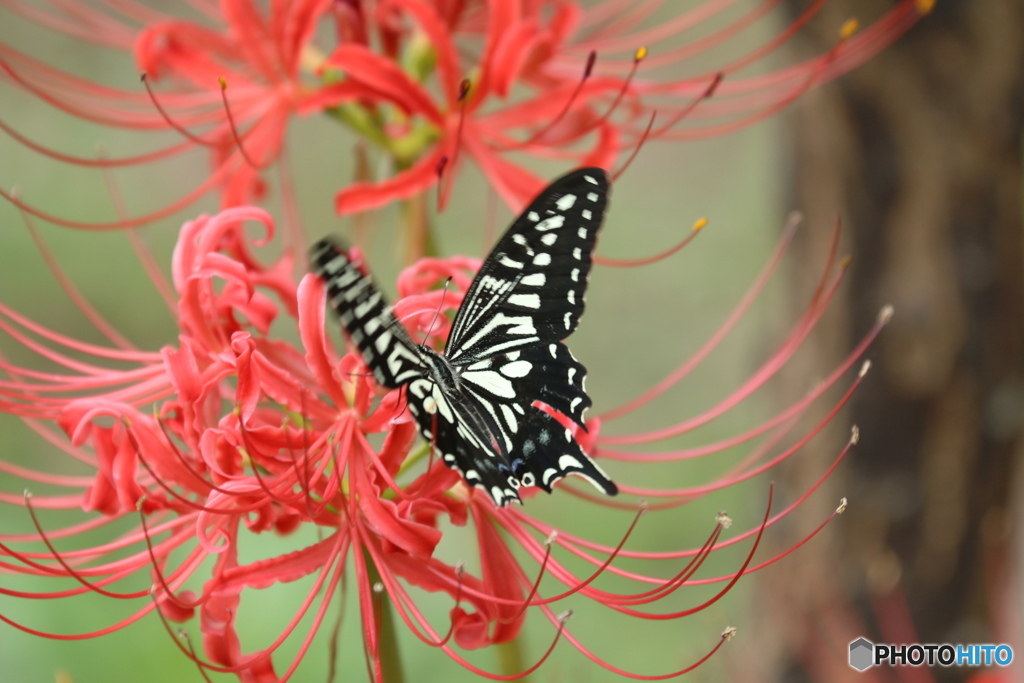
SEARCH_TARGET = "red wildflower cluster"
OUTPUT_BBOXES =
[0,205,889,680]
[0,1,925,679]
[0,0,932,232]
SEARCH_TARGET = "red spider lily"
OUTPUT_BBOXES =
[0,203,888,680]
[0,0,931,232]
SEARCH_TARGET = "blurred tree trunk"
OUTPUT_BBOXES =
[752,2,1024,681]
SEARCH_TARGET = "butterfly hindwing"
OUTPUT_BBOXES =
[510,407,616,495]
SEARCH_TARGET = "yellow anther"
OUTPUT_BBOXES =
[915,0,935,14]
[840,19,859,40]
[218,76,228,90]
[692,217,708,232]
[634,46,648,62]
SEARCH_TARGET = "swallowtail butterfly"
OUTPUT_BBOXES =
[311,168,617,507]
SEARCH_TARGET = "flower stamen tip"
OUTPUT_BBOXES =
[136,495,148,511]
[840,19,859,40]
[915,0,935,14]
[837,497,849,514]
[839,254,853,269]
[545,531,558,546]
[722,626,737,641]
[557,610,573,624]
[458,78,471,102]
[372,581,384,594]
[218,76,228,90]
[634,46,648,62]
[693,217,708,232]
[716,511,733,529]
[879,305,895,324]
[850,425,860,445]
[23,489,32,500]
[859,360,871,378]
[638,499,649,514]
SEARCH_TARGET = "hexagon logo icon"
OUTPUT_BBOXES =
[849,638,874,671]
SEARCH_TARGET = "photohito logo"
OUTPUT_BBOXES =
[849,638,1014,671]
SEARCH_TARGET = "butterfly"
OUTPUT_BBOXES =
[311,168,617,507]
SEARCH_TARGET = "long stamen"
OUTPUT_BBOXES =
[611,110,656,180]
[135,498,203,611]
[219,77,270,170]
[596,217,706,267]
[23,491,144,599]
[140,73,217,147]
[496,50,598,151]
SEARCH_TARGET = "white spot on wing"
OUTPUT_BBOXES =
[572,247,582,260]
[500,404,518,432]
[353,291,382,318]
[499,255,524,269]
[559,454,583,470]
[587,192,598,202]
[584,175,598,185]
[527,211,540,222]
[463,369,516,398]
[581,209,592,220]
[521,273,546,287]
[542,467,559,485]
[533,253,552,266]
[508,293,541,309]
[556,194,576,210]
[374,330,393,354]
[536,215,565,231]
[500,360,532,378]
[541,233,557,246]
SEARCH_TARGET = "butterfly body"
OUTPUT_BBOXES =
[312,168,617,506]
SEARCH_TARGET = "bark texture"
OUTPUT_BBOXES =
[755,3,1024,681]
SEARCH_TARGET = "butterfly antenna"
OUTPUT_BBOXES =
[421,276,453,345]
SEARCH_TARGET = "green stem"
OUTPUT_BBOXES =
[366,555,406,683]
[496,637,527,681]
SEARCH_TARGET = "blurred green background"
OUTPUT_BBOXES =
[0,3,902,682]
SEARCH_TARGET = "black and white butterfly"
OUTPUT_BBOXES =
[311,167,617,507]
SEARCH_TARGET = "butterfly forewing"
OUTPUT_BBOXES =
[310,239,425,388]
[311,167,617,507]
[445,168,608,363]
